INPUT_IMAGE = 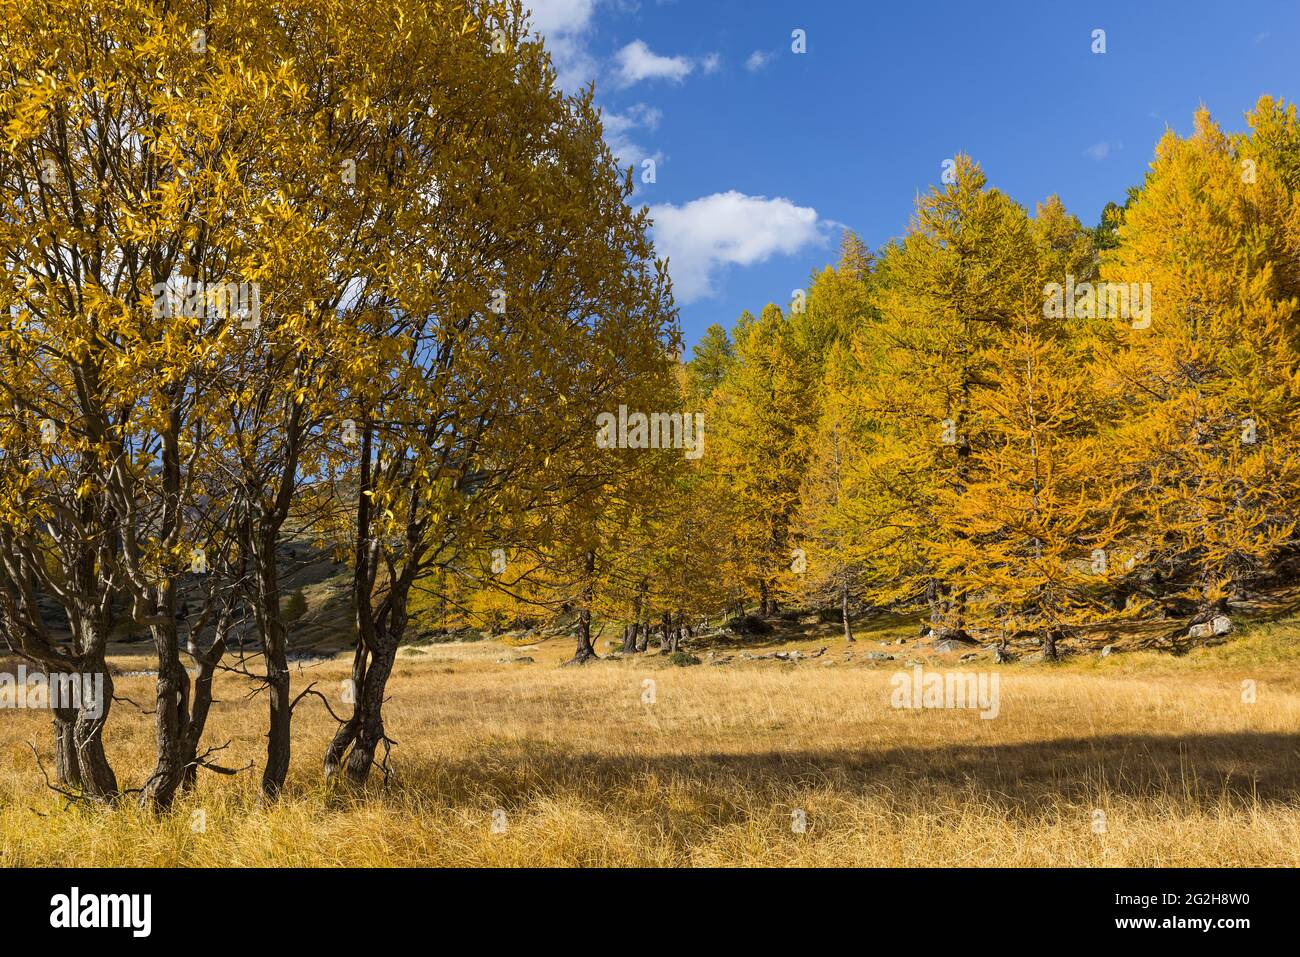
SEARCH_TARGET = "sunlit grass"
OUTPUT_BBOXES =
[2,622,1297,866]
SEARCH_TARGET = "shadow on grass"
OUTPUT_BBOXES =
[413,731,1300,817]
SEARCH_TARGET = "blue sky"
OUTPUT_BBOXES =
[527,0,1300,349]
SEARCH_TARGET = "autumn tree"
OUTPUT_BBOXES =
[1094,108,1300,630]
[838,157,1041,641]
[790,236,875,638]
[316,0,678,782]
[0,0,329,804]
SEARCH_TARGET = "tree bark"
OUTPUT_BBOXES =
[139,620,188,808]
[342,638,397,784]
[567,550,599,664]
[52,708,81,789]
[179,628,227,792]
[256,537,292,799]
[927,578,970,642]
[72,651,118,801]
[324,642,367,782]
[841,583,854,642]
[140,580,190,808]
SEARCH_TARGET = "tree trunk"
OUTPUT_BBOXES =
[327,576,411,785]
[255,539,292,800]
[324,642,367,782]
[570,606,597,662]
[179,630,227,792]
[659,611,672,651]
[927,578,970,642]
[841,583,854,642]
[1043,629,1061,662]
[140,601,189,808]
[759,580,771,617]
[52,708,81,789]
[627,582,645,654]
[72,651,118,801]
[342,639,397,785]
[263,641,291,798]
[566,550,599,664]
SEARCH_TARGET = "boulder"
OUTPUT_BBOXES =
[933,638,975,653]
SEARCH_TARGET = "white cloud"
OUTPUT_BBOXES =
[525,0,597,34]
[648,191,830,303]
[745,50,772,72]
[526,0,600,91]
[701,52,721,74]
[1085,141,1112,161]
[614,40,694,87]
[602,103,664,174]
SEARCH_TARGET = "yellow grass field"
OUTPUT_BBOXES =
[2,618,1298,867]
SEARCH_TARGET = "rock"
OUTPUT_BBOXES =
[866,651,894,661]
[1100,644,1115,658]
[497,656,534,664]
[918,624,931,637]
[993,646,1013,664]
[959,652,978,662]
[1212,615,1233,636]
[895,638,907,645]
[933,638,975,653]
[879,641,891,648]
[1187,620,1214,640]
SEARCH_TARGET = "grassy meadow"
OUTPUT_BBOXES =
[2,613,1298,867]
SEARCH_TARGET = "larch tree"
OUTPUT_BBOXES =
[1095,107,1300,630]
[790,234,875,638]
[849,156,1041,641]
[940,197,1134,660]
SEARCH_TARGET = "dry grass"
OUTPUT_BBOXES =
[2,621,1299,866]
